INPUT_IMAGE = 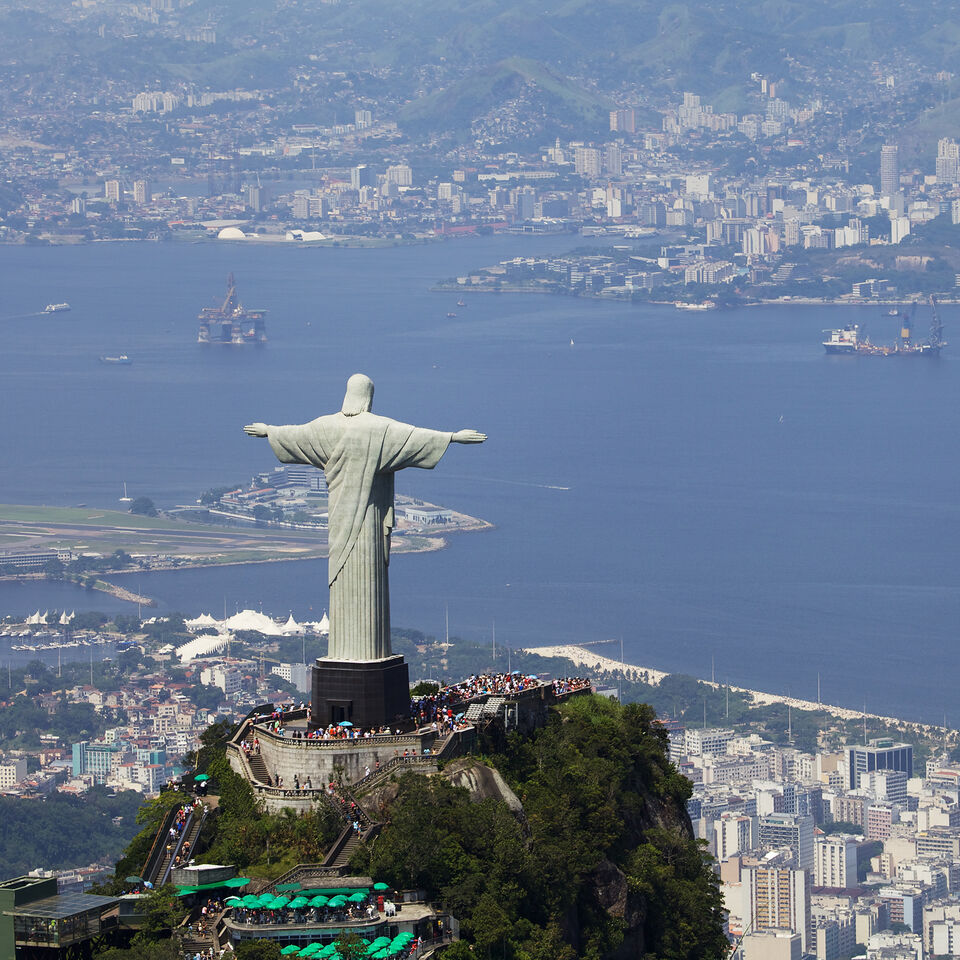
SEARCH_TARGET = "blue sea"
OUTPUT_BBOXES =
[1,236,958,723]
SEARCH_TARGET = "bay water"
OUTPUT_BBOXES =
[1,237,958,723]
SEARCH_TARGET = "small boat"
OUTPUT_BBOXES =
[456,299,466,307]
[446,312,457,318]
[100,355,132,364]
[43,303,71,313]
[119,481,132,503]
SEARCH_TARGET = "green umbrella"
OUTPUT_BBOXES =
[349,892,367,902]
[317,946,338,958]
[224,877,252,888]
[282,947,302,956]
[299,944,321,957]
[258,894,276,906]
[125,875,143,884]
[327,896,347,907]
[242,895,261,907]
[373,950,391,959]
[288,897,309,909]
[194,773,210,781]
[373,882,390,891]
[225,897,243,905]
[309,896,329,907]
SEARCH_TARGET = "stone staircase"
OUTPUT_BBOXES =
[246,751,271,785]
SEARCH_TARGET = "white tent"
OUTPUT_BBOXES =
[222,609,284,636]
[307,611,330,636]
[281,613,302,635]
[25,611,42,625]
[186,613,222,631]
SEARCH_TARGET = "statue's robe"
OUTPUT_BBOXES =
[267,412,452,661]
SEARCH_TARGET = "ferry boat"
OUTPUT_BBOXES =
[674,301,716,311]
[43,302,71,313]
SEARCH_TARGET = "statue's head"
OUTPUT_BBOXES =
[341,373,374,416]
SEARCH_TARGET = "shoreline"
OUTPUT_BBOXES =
[0,520,494,606]
[523,643,950,734]
[433,283,960,308]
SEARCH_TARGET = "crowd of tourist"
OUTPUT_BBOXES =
[410,671,590,730]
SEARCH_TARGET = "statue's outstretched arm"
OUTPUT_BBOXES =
[243,422,269,437]
[452,429,486,444]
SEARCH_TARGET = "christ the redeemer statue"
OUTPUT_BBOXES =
[244,374,485,665]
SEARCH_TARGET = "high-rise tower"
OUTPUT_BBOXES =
[880,144,899,196]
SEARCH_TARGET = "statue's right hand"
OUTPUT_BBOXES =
[453,429,487,444]
[243,423,269,438]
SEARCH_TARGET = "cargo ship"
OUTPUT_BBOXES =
[198,273,267,344]
[43,302,70,313]
[823,297,946,356]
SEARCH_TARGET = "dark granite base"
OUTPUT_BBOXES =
[309,655,410,730]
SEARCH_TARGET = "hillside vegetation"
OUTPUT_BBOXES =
[354,695,726,960]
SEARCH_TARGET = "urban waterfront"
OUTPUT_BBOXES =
[1,237,959,723]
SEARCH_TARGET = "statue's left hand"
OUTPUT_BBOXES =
[453,429,487,444]
[244,423,269,437]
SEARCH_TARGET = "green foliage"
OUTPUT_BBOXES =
[824,820,864,835]
[95,939,180,960]
[626,830,727,960]
[410,681,440,696]
[136,886,187,942]
[366,695,724,960]
[0,694,105,747]
[129,497,158,517]
[234,940,282,960]
[0,788,142,877]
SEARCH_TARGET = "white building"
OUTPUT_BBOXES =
[199,663,241,696]
[715,812,759,860]
[815,835,859,889]
[685,727,735,757]
[270,662,311,693]
[0,758,28,788]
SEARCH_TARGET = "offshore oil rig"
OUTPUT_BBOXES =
[822,295,946,356]
[198,273,267,344]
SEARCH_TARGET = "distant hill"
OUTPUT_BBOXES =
[398,57,615,139]
[9,0,960,141]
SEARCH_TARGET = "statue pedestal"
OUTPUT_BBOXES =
[310,655,410,730]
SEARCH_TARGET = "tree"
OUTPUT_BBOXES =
[235,939,282,960]
[136,887,186,942]
[96,940,180,960]
[129,497,158,517]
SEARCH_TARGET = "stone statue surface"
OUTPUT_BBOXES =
[244,373,485,662]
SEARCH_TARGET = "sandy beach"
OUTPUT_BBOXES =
[523,643,945,733]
